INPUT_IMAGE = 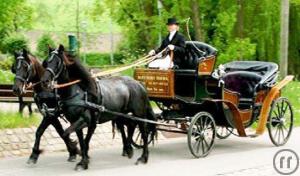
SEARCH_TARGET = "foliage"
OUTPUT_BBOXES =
[80,52,124,66]
[0,111,41,129]
[1,34,29,55]
[0,0,33,51]
[0,69,14,84]
[27,0,120,34]
[281,81,300,126]
[36,33,56,58]
[0,57,13,70]
[100,0,300,78]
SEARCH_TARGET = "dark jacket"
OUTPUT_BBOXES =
[155,31,186,67]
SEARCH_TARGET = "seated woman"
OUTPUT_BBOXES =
[148,18,186,69]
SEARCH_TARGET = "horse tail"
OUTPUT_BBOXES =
[146,102,157,142]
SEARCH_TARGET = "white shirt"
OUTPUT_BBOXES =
[169,30,177,41]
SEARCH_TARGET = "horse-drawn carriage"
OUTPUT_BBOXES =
[134,41,294,157]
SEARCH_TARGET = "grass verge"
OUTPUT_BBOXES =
[0,112,41,129]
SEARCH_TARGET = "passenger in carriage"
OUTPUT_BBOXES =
[148,18,186,69]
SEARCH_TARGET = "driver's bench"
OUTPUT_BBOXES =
[175,41,218,99]
[134,41,218,101]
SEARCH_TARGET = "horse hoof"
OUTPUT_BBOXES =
[122,151,127,157]
[135,157,147,165]
[68,155,76,162]
[127,149,134,159]
[27,158,37,165]
[75,163,88,171]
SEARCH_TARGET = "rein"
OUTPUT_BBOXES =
[51,48,167,89]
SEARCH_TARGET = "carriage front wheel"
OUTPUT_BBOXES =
[267,97,293,146]
[188,112,216,158]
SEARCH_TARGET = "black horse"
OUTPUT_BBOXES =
[41,45,156,170]
[11,49,79,164]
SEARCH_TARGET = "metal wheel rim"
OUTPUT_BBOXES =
[188,112,216,158]
[216,126,233,139]
[132,127,153,149]
[267,97,293,146]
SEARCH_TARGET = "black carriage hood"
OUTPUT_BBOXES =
[223,61,278,77]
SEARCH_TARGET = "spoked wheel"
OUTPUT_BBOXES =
[132,127,154,149]
[267,97,293,146]
[188,112,216,158]
[216,126,233,139]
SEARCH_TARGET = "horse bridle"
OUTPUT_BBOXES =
[15,55,34,89]
[46,50,65,82]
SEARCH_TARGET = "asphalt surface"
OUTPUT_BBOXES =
[0,128,299,176]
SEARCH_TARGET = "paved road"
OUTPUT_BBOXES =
[0,128,299,176]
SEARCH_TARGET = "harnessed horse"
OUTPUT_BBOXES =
[41,45,156,170]
[11,49,79,164]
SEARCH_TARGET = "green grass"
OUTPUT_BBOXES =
[0,112,41,129]
[282,81,300,126]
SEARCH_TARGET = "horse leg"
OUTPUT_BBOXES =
[116,121,129,157]
[75,129,89,170]
[27,117,50,164]
[51,118,79,162]
[28,103,33,116]
[84,115,96,159]
[135,122,149,165]
[125,122,135,159]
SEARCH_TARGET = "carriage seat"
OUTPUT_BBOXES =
[223,71,262,98]
[183,41,217,69]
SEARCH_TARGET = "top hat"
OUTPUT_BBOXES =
[166,18,179,25]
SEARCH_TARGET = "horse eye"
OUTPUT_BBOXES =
[42,60,48,68]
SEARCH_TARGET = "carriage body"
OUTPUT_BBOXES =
[134,41,294,157]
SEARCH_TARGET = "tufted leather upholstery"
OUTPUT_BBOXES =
[223,71,262,98]
[183,41,217,69]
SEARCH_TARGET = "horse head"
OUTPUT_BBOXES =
[12,49,38,96]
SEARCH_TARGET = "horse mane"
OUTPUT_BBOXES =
[62,52,97,97]
[27,53,45,80]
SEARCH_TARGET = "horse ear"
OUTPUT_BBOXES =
[58,44,65,53]
[22,48,30,61]
[48,45,54,54]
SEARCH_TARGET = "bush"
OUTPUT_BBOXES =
[1,34,28,55]
[0,57,13,70]
[80,52,124,66]
[36,33,56,58]
[0,69,14,84]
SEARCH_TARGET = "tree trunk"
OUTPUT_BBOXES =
[76,0,80,55]
[236,0,244,60]
[190,0,202,41]
[280,0,289,78]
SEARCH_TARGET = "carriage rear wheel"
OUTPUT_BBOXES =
[188,112,216,158]
[132,127,154,149]
[267,97,293,146]
[216,127,233,139]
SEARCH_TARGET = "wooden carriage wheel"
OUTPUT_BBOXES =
[132,126,154,149]
[188,112,216,158]
[267,97,293,146]
[216,126,233,139]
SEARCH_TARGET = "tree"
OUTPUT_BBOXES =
[280,0,290,78]
[0,0,33,52]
